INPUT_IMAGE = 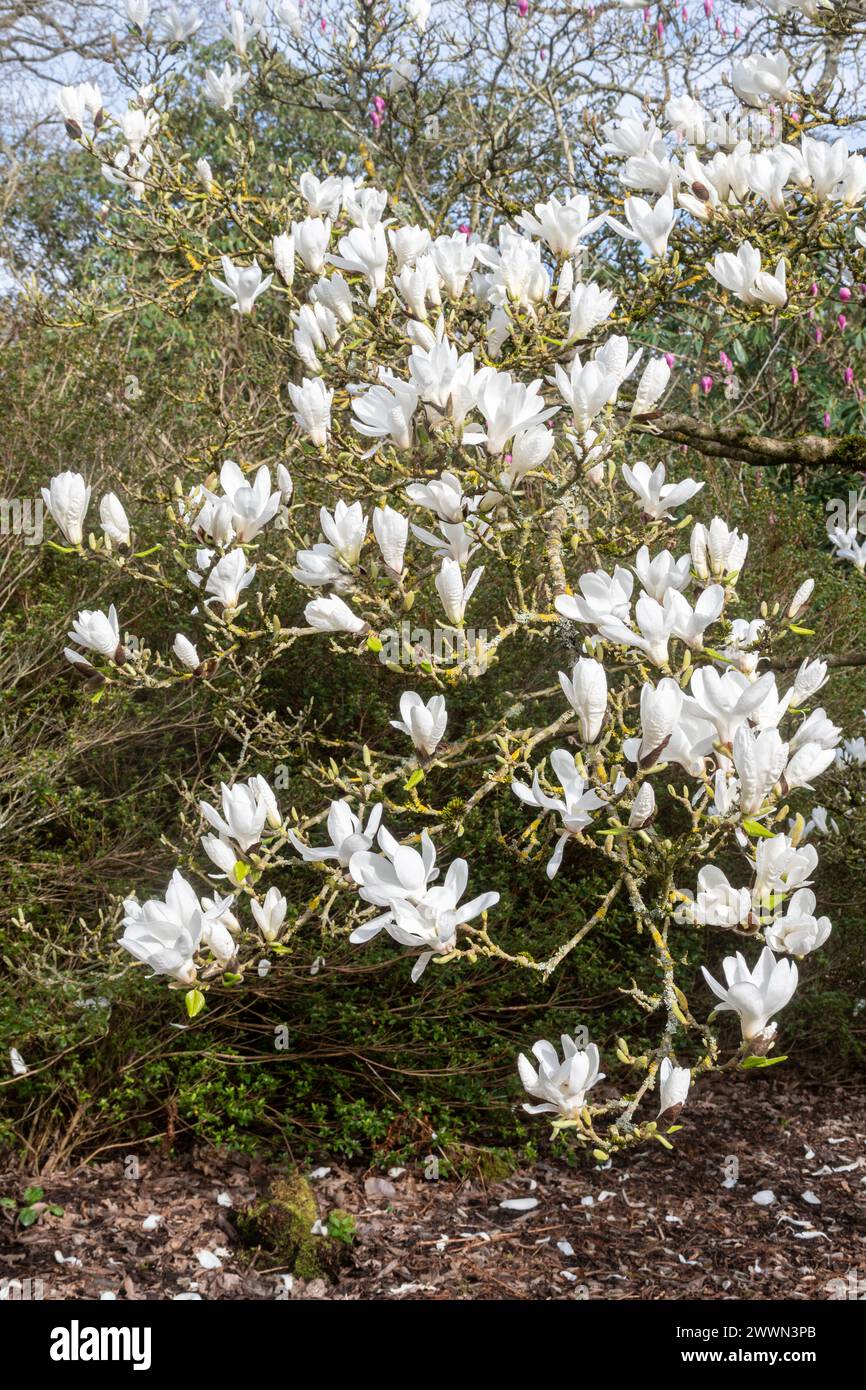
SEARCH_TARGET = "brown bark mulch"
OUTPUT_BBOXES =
[2,1076,864,1300]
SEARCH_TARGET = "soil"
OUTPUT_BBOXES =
[2,1076,864,1301]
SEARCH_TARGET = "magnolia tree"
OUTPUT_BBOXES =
[31,0,866,1158]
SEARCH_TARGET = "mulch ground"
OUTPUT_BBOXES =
[2,1076,864,1300]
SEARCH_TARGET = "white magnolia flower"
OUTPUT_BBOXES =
[609,191,677,258]
[298,172,345,218]
[290,800,383,866]
[708,241,787,307]
[351,370,418,450]
[206,461,281,541]
[66,604,123,663]
[634,545,691,601]
[320,500,368,567]
[292,216,331,273]
[636,676,683,766]
[686,668,779,746]
[764,888,831,956]
[204,549,257,609]
[512,748,606,877]
[430,232,476,297]
[751,833,818,905]
[518,1038,604,1117]
[829,525,866,571]
[687,865,753,928]
[328,223,389,305]
[204,62,249,112]
[732,51,794,108]
[158,4,202,44]
[351,848,498,981]
[310,272,354,325]
[558,658,607,742]
[702,945,798,1042]
[621,461,704,519]
[57,82,103,130]
[554,354,620,432]
[304,593,366,633]
[406,471,471,523]
[690,518,749,579]
[251,887,288,943]
[288,377,333,446]
[388,224,432,270]
[99,492,130,546]
[567,282,618,341]
[372,505,409,574]
[349,826,439,911]
[435,557,483,625]
[790,659,828,708]
[470,367,558,455]
[42,471,91,545]
[732,724,789,814]
[555,565,634,626]
[391,691,447,757]
[200,778,275,850]
[210,256,272,313]
[406,0,430,34]
[516,194,605,257]
[658,1057,691,1117]
[119,870,224,984]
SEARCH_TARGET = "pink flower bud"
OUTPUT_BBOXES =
[320,16,326,32]
[458,221,471,234]
[657,18,664,36]
[809,282,819,297]
[370,110,382,129]
[838,313,847,331]
[790,366,799,385]
[664,351,676,368]
[839,286,852,302]
[844,366,855,386]
[704,0,712,15]
[700,374,713,395]
[719,350,733,373]
[518,0,529,15]
[373,95,386,112]
[823,411,831,430]
[815,327,823,344]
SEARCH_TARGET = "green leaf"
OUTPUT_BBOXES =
[22,1186,44,1205]
[49,1205,65,1217]
[185,989,206,1019]
[222,972,242,985]
[18,1207,38,1227]
[0,1196,16,1208]
[741,1054,788,1069]
[404,768,424,790]
[742,818,774,838]
[788,625,815,636]
[366,633,383,653]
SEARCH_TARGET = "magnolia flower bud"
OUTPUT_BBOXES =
[638,677,683,766]
[42,470,91,546]
[173,633,201,672]
[790,658,828,707]
[559,657,607,742]
[373,505,409,575]
[251,887,288,943]
[99,492,131,547]
[788,577,814,619]
[273,232,295,285]
[628,781,656,828]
